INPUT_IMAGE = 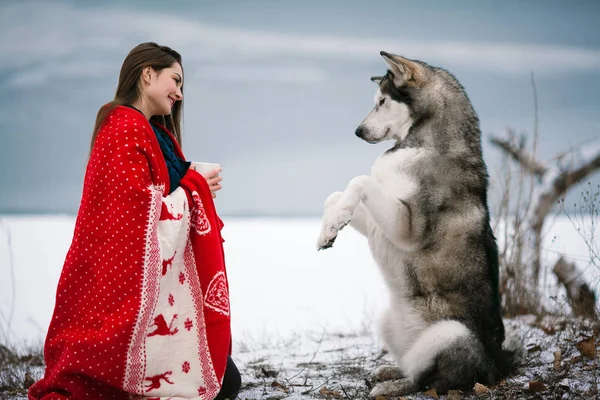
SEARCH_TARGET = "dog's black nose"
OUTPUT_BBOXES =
[355,126,365,138]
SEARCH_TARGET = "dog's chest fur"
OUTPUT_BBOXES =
[370,147,424,199]
[366,147,429,296]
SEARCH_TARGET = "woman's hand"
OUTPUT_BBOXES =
[192,166,222,198]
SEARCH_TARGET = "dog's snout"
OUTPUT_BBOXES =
[355,126,365,138]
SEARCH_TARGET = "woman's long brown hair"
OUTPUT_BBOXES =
[90,42,184,152]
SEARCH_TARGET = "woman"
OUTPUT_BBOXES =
[29,42,241,400]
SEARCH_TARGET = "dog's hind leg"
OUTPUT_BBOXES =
[401,320,487,393]
[369,378,417,398]
[372,365,404,381]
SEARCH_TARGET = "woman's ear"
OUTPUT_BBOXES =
[142,66,153,85]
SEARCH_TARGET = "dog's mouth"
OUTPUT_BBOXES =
[366,127,390,144]
[355,125,391,144]
[383,127,391,140]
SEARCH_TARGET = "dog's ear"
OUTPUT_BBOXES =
[380,51,424,87]
[370,76,383,85]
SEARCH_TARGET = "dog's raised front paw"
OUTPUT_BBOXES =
[316,206,352,251]
[316,222,338,250]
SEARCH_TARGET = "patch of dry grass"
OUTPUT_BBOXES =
[0,342,44,398]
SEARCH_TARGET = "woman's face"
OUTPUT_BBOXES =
[143,62,183,116]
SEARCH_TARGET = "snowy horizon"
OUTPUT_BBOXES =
[1,214,598,353]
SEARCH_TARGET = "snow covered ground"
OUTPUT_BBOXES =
[233,314,600,399]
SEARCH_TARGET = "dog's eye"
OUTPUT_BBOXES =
[378,97,385,106]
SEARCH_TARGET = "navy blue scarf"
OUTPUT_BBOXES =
[125,105,191,194]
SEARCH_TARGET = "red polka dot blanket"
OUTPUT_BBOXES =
[29,106,231,400]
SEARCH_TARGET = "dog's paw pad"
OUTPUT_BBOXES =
[316,234,337,251]
[317,242,333,251]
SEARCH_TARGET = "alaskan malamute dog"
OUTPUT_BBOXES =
[317,51,520,397]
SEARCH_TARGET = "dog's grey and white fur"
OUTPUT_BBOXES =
[317,51,521,397]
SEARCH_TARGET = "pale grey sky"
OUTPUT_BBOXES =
[1,0,599,216]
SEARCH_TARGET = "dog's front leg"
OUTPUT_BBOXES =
[316,191,344,250]
[317,175,413,250]
[316,175,373,250]
[348,201,368,237]
[359,175,416,248]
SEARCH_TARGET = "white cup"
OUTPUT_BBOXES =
[192,161,220,176]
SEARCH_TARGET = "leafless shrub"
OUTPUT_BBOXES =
[490,74,600,317]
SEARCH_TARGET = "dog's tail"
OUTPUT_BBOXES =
[400,320,488,394]
[400,320,524,393]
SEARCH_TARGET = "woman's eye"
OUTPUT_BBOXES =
[378,97,385,106]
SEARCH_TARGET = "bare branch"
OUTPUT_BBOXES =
[490,133,548,178]
[532,149,600,232]
[530,143,600,285]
